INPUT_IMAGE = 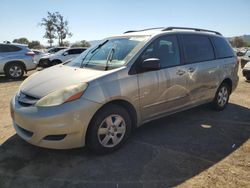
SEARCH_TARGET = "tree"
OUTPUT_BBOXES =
[61,41,70,47]
[28,40,42,49]
[12,37,29,45]
[54,12,72,46]
[71,40,91,48]
[40,12,72,47]
[40,12,57,47]
[230,37,245,48]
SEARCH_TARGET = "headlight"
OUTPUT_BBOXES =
[35,83,88,107]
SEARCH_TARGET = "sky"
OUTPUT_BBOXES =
[0,0,249,45]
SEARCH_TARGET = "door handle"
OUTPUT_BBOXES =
[188,67,195,73]
[176,69,186,76]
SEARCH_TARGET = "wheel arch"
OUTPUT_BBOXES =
[221,78,232,94]
[4,60,27,73]
[85,99,138,144]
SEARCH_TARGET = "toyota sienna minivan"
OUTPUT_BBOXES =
[11,27,239,153]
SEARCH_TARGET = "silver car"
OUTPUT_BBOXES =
[11,27,239,153]
[0,43,37,79]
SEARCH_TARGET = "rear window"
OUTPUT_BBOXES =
[182,35,215,63]
[0,44,22,52]
[212,37,235,58]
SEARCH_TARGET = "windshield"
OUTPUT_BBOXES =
[66,36,150,70]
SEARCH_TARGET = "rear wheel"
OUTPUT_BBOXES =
[212,83,230,111]
[86,104,132,154]
[5,63,24,79]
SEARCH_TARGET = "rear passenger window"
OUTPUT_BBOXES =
[182,35,215,63]
[0,44,21,52]
[68,49,85,55]
[212,37,234,58]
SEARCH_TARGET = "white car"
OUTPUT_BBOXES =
[39,47,87,67]
[243,61,250,80]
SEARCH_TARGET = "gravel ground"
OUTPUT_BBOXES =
[0,67,249,188]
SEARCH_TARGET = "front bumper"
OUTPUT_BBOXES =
[11,96,101,149]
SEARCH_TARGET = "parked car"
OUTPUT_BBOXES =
[240,49,250,68]
[39,47,87,68]
[0,43,37,79]
[242,61,250,80]
[11,27,239,153]
[47,47,67,54]
[32,49,46,64]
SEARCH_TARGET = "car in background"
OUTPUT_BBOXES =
[39,47,87,68]
[32,49,46,64]
[47,47,67,54]
[0,43,37,79]
[240,49,250,68]
[242,61,250,80]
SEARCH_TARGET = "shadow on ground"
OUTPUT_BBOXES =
[0,75,28,83]
[0,103,250,188]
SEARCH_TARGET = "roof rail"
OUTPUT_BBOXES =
[162,27,222,36]
[124,27,164,34]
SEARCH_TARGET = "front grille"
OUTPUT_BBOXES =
[17,92,39,106]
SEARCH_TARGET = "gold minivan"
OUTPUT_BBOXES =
[11,27,239,153]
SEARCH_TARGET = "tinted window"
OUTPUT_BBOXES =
[140,35,180,68]
[212,37,234,58]
[0,44,22,52]
[68,49,86,55]
[182,35,214,63]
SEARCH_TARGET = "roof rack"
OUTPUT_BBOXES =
[162,27,222,36]
[124,27,164,34]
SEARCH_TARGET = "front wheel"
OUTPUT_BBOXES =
[86,104,132,154]
[212,83,230,111]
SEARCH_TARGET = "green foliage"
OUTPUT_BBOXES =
[28,40,43,49]
[40,12,72,47]
[12,37,29,45]
[71,40,91,48]
[230,37,246,48]
[12,38,42,49]
[40,12,57,47]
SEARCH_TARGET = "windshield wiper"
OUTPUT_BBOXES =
[105,47,115,71]
[91,40,109,54]
[81,40,109,68]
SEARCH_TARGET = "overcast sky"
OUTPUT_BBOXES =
[1,0,249,45]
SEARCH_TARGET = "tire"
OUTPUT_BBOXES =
[212,83,230,111]
[86,104,132,154]
[4,62,24,79]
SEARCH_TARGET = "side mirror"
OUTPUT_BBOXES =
[140,58,160,71]
[63,51,68,56]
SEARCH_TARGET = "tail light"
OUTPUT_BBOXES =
[25,51,35,57]
[237,57,240,65]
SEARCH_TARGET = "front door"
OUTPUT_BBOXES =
[137,35,190,122]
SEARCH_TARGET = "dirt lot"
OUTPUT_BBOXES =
[0,68,249,188]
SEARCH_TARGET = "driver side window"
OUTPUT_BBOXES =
[140,35,180,68]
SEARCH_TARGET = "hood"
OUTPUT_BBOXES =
[244,61,250,70]
[21,65,108,98]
